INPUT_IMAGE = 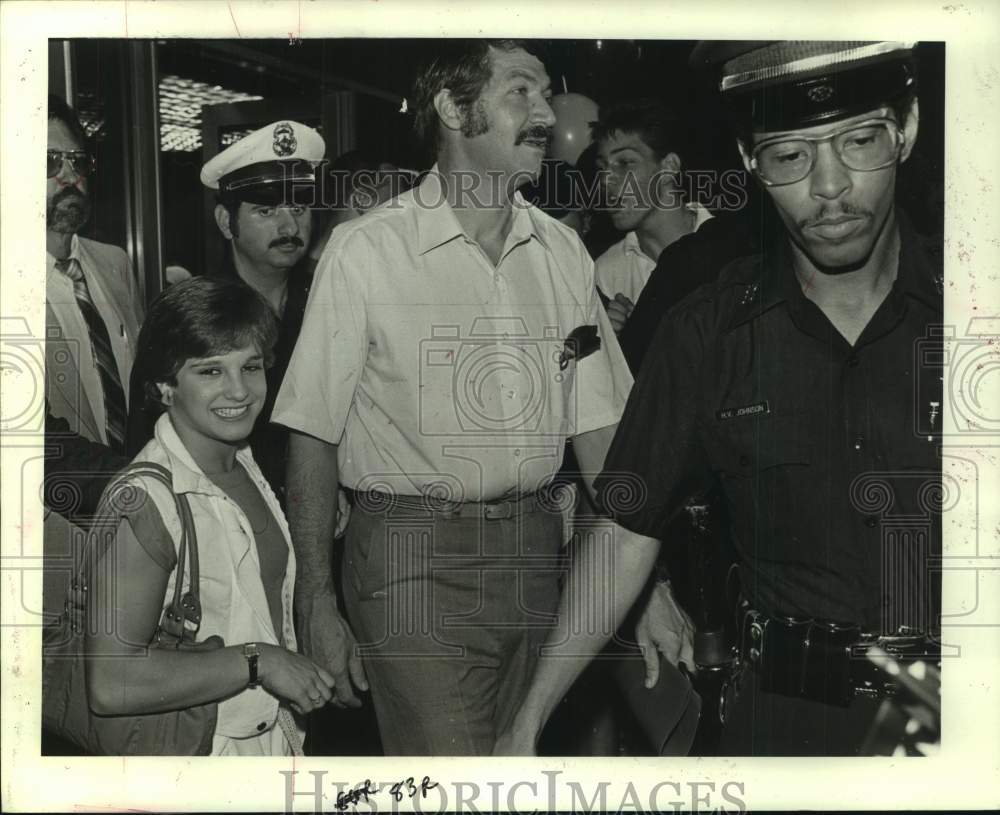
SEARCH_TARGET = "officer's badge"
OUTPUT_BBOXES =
[272,122,297,157]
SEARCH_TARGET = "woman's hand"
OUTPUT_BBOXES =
[257,644,336,715]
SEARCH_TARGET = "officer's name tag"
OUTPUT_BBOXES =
[716,400,770,421]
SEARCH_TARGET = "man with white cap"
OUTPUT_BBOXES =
[198,121,324,500]
[497,41,942,756]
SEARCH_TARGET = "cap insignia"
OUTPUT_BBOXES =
[806,84,834,103]
[272,122,297,157]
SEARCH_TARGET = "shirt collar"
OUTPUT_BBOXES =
[415,164,550,256]
[46,233,82,271]
[152,412,257,496]
[622,231,644,256]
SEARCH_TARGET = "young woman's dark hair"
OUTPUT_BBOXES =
[133,276,279,414]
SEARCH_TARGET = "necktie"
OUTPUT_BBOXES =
[55,257,127,453]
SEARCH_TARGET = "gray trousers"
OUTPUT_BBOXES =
[342,499,564,755]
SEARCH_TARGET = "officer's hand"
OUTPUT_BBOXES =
[257,643,336,715]
[334,488,351,538]
[635,579,696,688]
[295,589,368,708]
[606,293,635,333]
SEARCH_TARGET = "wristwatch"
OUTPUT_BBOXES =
[243,642,261,688]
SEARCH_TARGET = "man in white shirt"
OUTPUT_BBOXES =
[593,100,712,332]
[45,94,143,450]
[273,40,680,755]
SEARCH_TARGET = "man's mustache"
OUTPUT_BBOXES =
[268,236,305,249]
[515,126,552,146]
[53,186,87,207]
[798,204,872,229]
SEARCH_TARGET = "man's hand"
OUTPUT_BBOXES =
[295,589,369,708]
[606,292,635,333]
[635,579,696,688]
[257,643,336,716]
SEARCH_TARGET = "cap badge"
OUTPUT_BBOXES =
[806,84,835,103]
[272,122,297,157]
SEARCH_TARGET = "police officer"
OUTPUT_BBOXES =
[199,121,325,500]
[496,41,943,757]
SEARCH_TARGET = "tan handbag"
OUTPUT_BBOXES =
[42,461,222,755]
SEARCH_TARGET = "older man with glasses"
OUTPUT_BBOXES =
[45,93,144,453]
[42,95,144,755]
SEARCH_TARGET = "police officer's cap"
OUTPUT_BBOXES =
[690,41,917,131]
[200,120,325,205]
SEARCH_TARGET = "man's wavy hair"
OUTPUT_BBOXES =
[134,276,279,415]
[412,39,547,158]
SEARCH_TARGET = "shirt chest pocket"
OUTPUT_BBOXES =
[702,412,816,558]
[704,409,814,478]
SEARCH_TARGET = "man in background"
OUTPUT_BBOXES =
[46,94,142,452]
[592,100,713,334]
[185,121,324,501]
[43,96,140,752]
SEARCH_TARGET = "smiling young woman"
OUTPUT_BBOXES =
[82,277,336,755]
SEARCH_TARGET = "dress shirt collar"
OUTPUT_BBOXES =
[622,231,644,257]
[46,233,82,272]
[415,164,550,256]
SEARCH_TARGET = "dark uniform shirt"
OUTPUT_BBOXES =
[595,213,943,633]
[618,211,757,374]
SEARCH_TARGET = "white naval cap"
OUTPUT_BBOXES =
[200,120,326,203]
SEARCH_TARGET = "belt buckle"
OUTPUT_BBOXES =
[483,500,513,520]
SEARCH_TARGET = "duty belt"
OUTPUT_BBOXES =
[737,607,940,707]
[350,489,546,520]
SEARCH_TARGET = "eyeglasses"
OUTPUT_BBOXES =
[750,119,905,187]
[47,150,95,179]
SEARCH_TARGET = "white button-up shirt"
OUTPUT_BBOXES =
[274,168,633,501]
[595,204,715,304]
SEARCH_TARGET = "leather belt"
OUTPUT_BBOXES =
[350,489,544,520]
[737,607,940,707]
